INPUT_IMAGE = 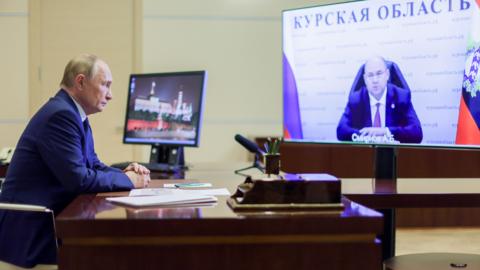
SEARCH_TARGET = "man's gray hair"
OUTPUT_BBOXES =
[60,54,100,88]
[364,56,388,71]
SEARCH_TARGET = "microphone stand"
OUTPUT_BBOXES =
[234,153,264,176]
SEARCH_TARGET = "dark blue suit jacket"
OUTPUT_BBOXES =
[0,89,133,267]
[336,83,423,143]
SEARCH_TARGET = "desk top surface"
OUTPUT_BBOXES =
[58,165,380,220]
[57,163,480,227]
[57,164,386,238]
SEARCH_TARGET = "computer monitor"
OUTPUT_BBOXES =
[282,0,476,178]
[121,71,207,171]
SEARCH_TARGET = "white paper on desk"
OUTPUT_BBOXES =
[106,194,217,207]
[129,188,230,197]
[129,188,175,197]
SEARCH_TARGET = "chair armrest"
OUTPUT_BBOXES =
[0,203,51,212]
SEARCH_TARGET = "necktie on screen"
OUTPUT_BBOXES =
[373,103,381,127]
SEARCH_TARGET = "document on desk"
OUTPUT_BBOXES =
[129,188,230,197]
[106,194,218,207]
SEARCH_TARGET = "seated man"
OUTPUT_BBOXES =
[0,54,151,268]
[336,56,423,144]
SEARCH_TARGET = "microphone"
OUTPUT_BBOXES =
[234,134,265,175]
[234,134,264,155]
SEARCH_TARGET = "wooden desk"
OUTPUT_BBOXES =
[275,142,480,228]
[341,177,480,260]
[56,165,383,270]
[342,178,480,208]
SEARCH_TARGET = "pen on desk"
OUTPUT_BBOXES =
[174,183,212,188]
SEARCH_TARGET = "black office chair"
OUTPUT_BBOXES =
[349,60,410,93]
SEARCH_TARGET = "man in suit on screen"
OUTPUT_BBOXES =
[336,56,423,144]
[0,54,151,268]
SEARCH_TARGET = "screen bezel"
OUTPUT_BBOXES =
[281,1,480,150]
[122,70,207,148]
[284,138,480,151]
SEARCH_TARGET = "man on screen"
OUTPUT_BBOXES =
[336,56,423,143]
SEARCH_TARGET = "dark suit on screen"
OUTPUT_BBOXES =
[336,83,423,143]
[0,89,133,267]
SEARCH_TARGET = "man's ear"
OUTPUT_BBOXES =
[385,69,390,80]
[74,74,86,90]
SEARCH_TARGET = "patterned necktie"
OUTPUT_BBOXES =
[373,103,381,127]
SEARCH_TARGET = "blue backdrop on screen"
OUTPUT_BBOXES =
[283,0,475,147]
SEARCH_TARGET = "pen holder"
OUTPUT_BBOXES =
[263,154,280,175]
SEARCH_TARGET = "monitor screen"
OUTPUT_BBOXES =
[123,71,207,147]
[282,0,477,148]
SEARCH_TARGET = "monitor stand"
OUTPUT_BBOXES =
[373,146,398,260]
[147,145,186,173]
[234,153,264,176]
[374,146,397,180]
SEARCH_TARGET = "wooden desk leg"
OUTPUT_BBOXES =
[379,208,396,260]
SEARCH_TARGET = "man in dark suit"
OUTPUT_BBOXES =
[0,54,151,268]
[337,56,423,143]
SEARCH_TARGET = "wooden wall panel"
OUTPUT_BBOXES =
[276,142,480,178]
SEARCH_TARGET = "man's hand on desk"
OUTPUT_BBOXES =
[125,171,151,188]
[124,163,151,188]
[123,162,150,175]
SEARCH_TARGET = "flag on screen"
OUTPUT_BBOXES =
[456,0,480,144]
[283,53,303,139]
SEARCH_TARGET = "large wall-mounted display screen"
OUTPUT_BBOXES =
[283,0,479,147]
